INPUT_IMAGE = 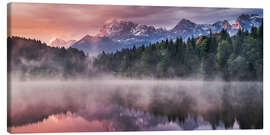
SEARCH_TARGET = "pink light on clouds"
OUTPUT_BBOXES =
[7,3,262,44]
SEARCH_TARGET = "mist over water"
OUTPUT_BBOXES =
[7,7,263,133]
[7,78,263,133]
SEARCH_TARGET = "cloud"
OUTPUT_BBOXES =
[8,3,263,43]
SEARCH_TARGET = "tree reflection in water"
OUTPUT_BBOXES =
[8,80,262,133]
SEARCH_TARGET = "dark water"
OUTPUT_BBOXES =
[7,80,263,133]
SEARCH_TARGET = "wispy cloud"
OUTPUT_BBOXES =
[8,3,262,43]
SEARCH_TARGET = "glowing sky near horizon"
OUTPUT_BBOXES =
[8,3,263,44]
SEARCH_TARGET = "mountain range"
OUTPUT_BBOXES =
[49,38,76,49]
[49,14,262,55]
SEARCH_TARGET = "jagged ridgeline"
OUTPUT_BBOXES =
[94,25,263,81]
[7,37,88,78]
[8,25,263,80]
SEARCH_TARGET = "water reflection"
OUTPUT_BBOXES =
[8,112,107,133]
[8,80,262,133]
[9,105,240,133]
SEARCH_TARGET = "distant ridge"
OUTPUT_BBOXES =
[66,14,262,55]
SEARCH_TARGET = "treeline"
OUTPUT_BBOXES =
[8,37,88,78]
[94,25,263,81]
[8,25,263,81]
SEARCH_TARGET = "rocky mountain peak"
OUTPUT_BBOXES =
[49,38,76,49]
[176,19,196,28]
[98,19,138,37]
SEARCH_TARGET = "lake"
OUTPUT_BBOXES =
[7,79,263,133]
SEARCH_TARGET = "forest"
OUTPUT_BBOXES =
[8,24,263,81]
[7,37,88,79]
[94,25,263,81]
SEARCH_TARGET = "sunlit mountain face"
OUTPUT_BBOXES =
[49,38,76,49]
[7,3,263,133]
[69,14,262,54]
[8,3,262,55]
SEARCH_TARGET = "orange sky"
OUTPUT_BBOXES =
[8,3,179,43]
[8,3,122,43]
[7,3,262,44]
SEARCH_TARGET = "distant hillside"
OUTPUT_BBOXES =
[71,35,120,56]
[8,37,88,78]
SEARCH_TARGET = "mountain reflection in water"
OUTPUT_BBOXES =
[8,80,262,133]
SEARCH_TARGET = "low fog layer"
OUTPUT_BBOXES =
[8,79,263,131]
[7,12,263,133]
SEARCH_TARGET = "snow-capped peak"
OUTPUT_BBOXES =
[49,38,76,49]
[97,19,166,38]
[98,19,137,37]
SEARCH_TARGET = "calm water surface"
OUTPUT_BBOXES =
[8,80,263,133]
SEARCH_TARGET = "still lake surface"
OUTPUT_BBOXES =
[8,80,263,133]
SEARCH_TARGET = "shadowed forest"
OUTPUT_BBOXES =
[8,25,263,81]
[95,25,263,80]
[7,25,263,133]
[7,4,264,133]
